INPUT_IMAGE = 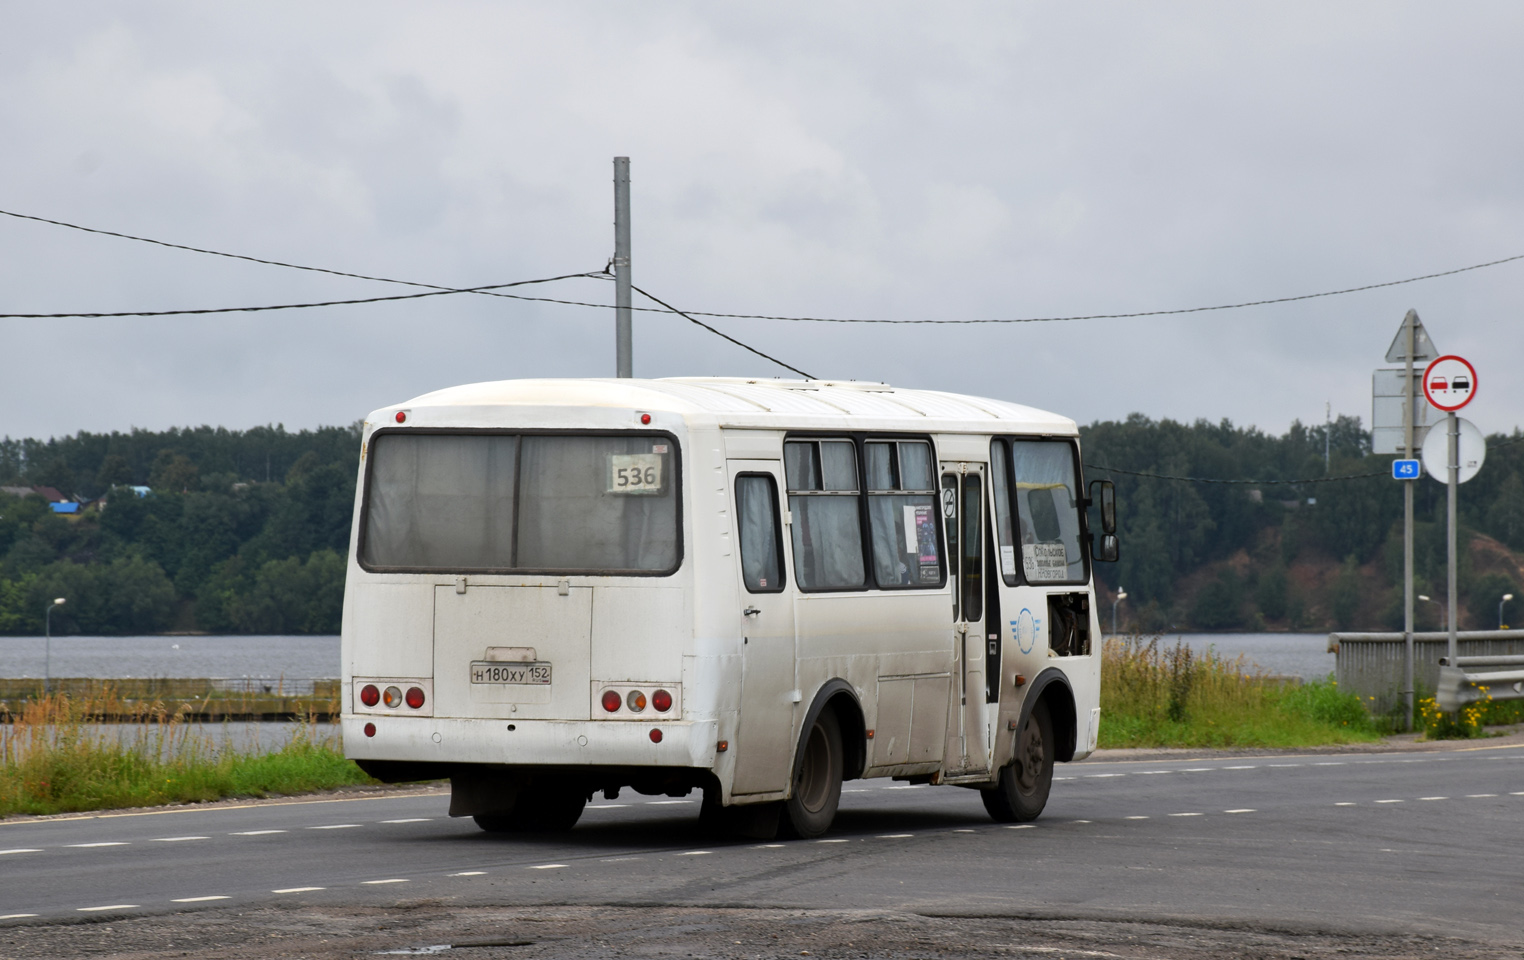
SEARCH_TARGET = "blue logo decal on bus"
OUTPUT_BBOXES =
[1012,609,1040,654]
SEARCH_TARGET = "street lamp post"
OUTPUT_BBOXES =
[44,597,66,694]
[1111,588,1127,636]
[1500,593,1514,630]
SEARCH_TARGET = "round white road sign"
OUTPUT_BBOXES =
[1422,355,1477,412]
[1421,416,1486,484]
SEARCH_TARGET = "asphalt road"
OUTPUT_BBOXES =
[3,743,1522,953]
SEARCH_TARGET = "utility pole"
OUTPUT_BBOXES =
[1324,401,1331,471]
[613,157,633,378]
[1401,309,1416,731]
[1447,407,1460,668]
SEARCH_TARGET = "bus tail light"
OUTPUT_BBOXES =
[364,722,376,737]
[360,684,380,707]
[601,690,623,712]
[405,686,426,709]
[649,728,663,743]
[652,689,672,712]
[383,685,404,708]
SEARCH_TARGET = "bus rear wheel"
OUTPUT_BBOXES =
[783,708,843,838]
[473,784,587,833]
[982,699,1054,823]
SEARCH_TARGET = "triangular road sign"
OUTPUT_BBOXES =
[1385,311,1438,363]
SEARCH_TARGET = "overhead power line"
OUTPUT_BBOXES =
[631,284,815,379]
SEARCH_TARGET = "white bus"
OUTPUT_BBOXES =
[342,377,1117,839]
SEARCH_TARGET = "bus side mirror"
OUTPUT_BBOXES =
[1087,479,1118,563]
[1088,479,1116,534]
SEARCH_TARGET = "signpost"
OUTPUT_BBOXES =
[1422,354,1480,671]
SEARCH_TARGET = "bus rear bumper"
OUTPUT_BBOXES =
[342,715,718,770]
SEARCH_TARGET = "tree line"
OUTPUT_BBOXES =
[2,415,1521,635]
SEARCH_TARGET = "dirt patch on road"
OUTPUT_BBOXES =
[0,905,1513,960]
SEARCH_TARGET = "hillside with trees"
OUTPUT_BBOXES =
[2,415,1521,635]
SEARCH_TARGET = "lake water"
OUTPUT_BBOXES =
[2,631,1337,682]
[0,635,340,680]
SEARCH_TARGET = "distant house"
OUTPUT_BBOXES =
[50,501,81,514]
[31,486,69,503]
[129,485,152,498]
[0,485,32,499]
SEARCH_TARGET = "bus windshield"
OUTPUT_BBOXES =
[360,432,680,574]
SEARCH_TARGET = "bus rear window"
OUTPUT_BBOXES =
[360,432,680,574]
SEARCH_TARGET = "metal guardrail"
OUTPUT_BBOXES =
[1437,655,1524,712]
[1328,631,1524,715]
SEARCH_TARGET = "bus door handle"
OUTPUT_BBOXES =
[743,607,761,618]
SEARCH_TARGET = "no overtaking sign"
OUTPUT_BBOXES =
[1422,355,1477,412]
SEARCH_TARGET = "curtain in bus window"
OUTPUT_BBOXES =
[864,441,941,588]
[362,434,518,569]
[989,440,1018,583]
[785,440,865,590]
[1009,440,1085,583]
[516,435,678,572]
[735,474,783,592]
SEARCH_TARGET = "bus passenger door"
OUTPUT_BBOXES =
[726,460,799,797]
[940,463,991,779]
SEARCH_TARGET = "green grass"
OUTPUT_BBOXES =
[1098,636,1384,749]
[0,691,375,817]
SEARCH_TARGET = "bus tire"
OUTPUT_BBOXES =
[472,785,586,832]
[981,699,1054,823]
[783,707,843,838]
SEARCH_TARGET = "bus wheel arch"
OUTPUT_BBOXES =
[1022,668,1077,763]
[781,681,863,838]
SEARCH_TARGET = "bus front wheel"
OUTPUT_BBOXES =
[783,708,844,838]
[982,699,1054,823]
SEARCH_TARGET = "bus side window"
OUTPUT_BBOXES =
[735,474,785,593]
[784,440,866,590]
[864,440,943,589]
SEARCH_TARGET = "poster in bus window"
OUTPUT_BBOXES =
[1023,542,1068,581]
[912,503,939,583]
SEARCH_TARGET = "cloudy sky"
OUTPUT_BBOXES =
[2,3,1521,445]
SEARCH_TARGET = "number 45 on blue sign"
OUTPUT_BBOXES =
[1392,459,1421,480]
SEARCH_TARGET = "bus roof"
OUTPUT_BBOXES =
[382,377,1078,435]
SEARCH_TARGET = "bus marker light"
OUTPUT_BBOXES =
[652,689,672,712]
[866,729,874,739]
[640,413,652,424]
[629,690,647,712]
[405,686,426,709]
[716,740,728,752]
[1013,674,1027,687]
[360,684,380,707]
[601,690,622,712]
[364,722,376,737]
[649,728,663,743]
[1008,719,1018,731]
[395,411,406,423]
[383,685,404,708]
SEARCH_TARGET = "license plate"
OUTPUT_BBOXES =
[470,661,552,685]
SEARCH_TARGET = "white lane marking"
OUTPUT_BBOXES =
[1374,799,1404,804]
[78,905,138,912]
[450,871,486,877]
[877,834,915,839]
[381,818,433,824]
[0,849,42,856]
[886,785,926,790]
[1223,765,1258,770]
[586,805,630,810]
[1420,797,1449,801]
[1053,776,1074,781]
[1084,773,1125,779]
[309,824,362,830]
[1181,768,1212,772]
[272,887,325,893]
[1334,802,1357,806]
[1512,791,1524,796]
[1137,770,1171,775]
[1125,816,1150,820]
[0,914,38,919]
[153,836,210,843]
[601,856,643,861]
[1466,794,1498,798]
[67,842,128,848]
[647,800,693,805]
[842,789,868,793]
[529,864,567,869]
[952,829,976,833]
[816,838,850,843]
[752,844,785,849]
[678,850,711,856]
[1006,824,1036,830]
[1268,764,1303,768]
[1314,762,1347,766]
[1224,809,1255,814]
[362,879,410,885]
[1070,819,1093,824]
[1168,812,1203,817]
[171,896,229,902]
[231,830,287,836]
